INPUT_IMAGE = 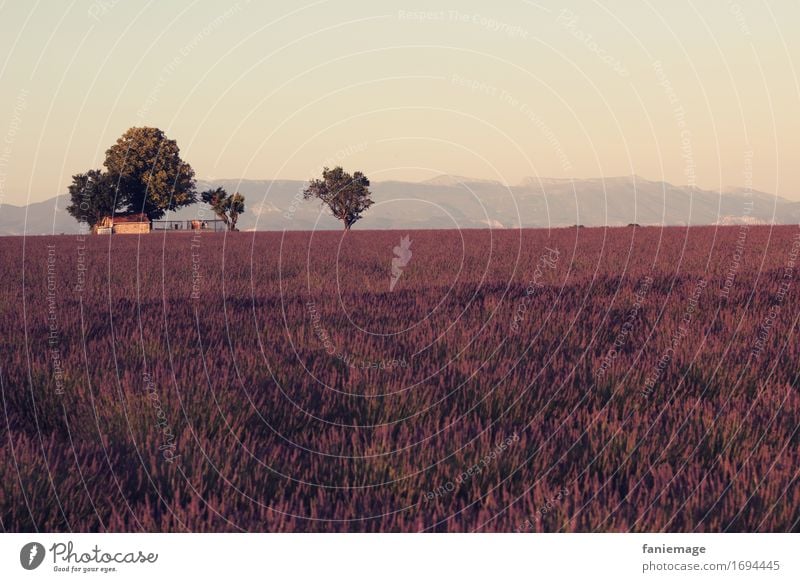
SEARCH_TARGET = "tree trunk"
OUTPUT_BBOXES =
[214,211,230,230]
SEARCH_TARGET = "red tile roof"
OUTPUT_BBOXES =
[113,213,150,223]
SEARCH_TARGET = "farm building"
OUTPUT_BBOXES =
[95,213,151,234]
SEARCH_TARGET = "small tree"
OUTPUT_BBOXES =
[103,127,196,220]
[227,192,245,231]
[201,187,246,231]
[65,169,126,229]
[302,166,373,230]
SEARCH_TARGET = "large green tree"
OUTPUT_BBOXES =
[103,127,196,220]
[302,166,373,230]
[65,169,127,229]
[200,187,246,231]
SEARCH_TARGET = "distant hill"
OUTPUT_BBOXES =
[2,175,798,235]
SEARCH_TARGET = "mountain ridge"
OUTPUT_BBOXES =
[1,176,796,235]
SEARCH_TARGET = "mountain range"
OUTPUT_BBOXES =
[2,175,798,235]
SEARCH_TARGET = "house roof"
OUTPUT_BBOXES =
[112,213,150,223]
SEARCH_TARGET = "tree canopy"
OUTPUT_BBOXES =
[103,127,196,220]
[65,169,127,229]
[67,127,197,228]
[302,166,373,230]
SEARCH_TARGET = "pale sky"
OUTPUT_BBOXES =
[0,0,798,204]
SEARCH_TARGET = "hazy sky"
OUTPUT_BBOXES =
[0,0,798,204]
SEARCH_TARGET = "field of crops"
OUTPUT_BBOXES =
[1,225,799,532]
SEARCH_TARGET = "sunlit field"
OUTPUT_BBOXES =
[1,225,799,532]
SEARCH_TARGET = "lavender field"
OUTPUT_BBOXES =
[1,225,799,532]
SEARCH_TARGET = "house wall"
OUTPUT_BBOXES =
[113,222,151,234]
